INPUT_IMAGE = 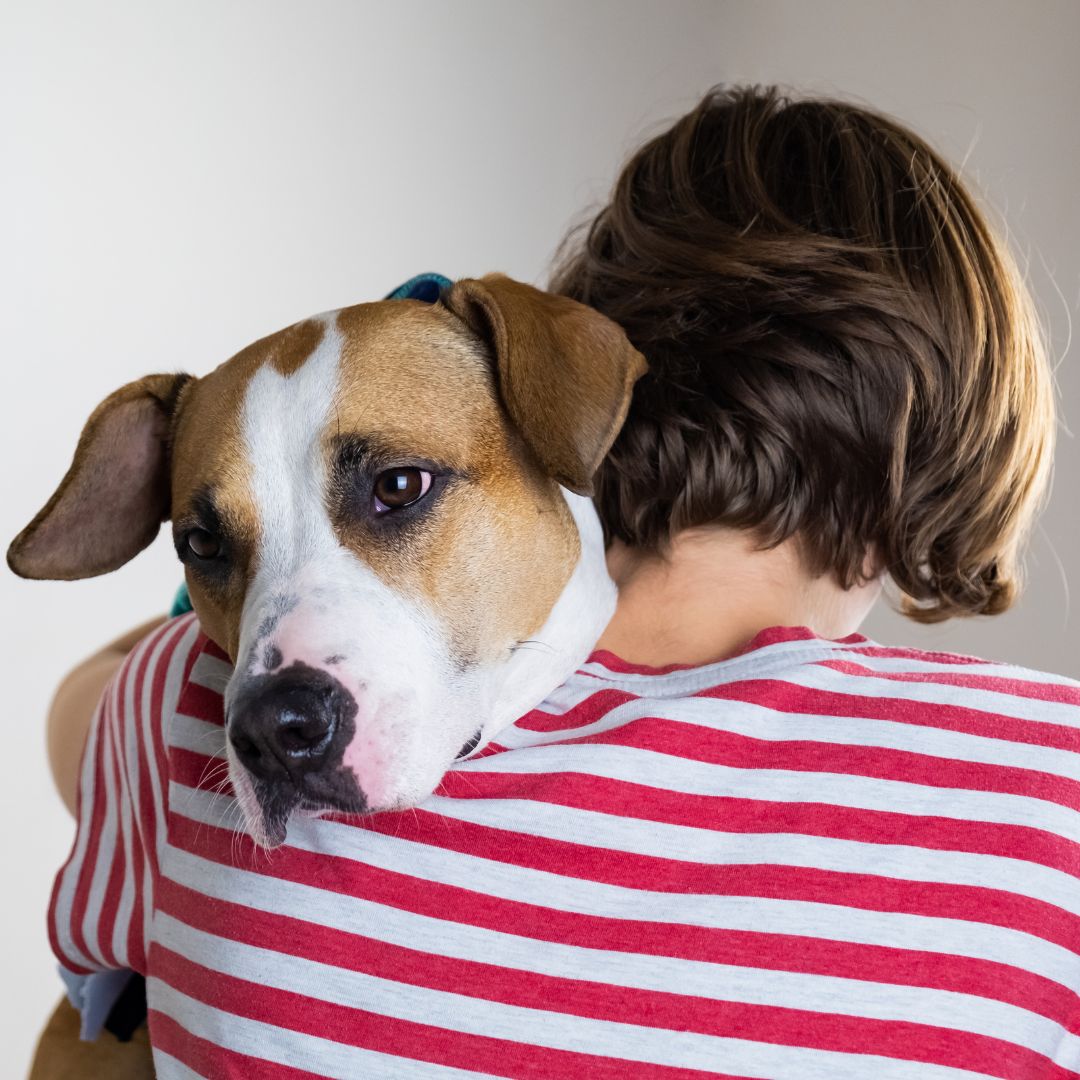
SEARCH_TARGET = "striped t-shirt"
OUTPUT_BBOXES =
[51,613,1080,1078]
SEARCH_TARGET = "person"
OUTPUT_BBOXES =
[33,85,1079,1079]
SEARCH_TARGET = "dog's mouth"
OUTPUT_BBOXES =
[226,674,488,849]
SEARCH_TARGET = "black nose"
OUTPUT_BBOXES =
[228,666,351,787]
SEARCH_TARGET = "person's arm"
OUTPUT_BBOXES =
[49,615,190,1039]
[47,617,167,816]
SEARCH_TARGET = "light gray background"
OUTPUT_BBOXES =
[2,1,1076,1072]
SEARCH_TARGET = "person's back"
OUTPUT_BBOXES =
[39,85,1076,1078]
[53,615,1080,1077]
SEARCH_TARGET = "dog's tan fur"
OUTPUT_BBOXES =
[170,336,269,657]
[331,300,580,664]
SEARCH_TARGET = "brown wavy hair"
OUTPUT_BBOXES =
[551,85,1055,622]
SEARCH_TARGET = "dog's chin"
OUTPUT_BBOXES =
[242,782,373,851]
[256,805,291,850]
[237,786,296,851]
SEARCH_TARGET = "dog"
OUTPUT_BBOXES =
[9,274,646,848]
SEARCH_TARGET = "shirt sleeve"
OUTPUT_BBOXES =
[48,615,199,1037]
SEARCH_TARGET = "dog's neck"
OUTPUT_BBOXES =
[597,528,883,669]
[485,490,617,736]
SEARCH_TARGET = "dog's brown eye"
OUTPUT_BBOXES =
[373,468,432,513]
[186,528,221,559]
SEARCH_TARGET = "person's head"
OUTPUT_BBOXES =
[552,84,1055,623]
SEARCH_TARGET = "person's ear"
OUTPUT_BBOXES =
[8,373,194,580]
[441,274,647,495]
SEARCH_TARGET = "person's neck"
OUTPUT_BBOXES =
[595,528,882,669]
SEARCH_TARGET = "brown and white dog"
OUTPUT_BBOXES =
[9,276,645,848]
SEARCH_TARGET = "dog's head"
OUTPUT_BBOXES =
[9,275,645,846]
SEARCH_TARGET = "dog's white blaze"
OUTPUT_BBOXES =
[226,314,461,811]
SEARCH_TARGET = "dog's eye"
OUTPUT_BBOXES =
[373,468,432,513]
[185,528,221,559]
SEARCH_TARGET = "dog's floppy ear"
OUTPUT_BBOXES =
[441,274,647,495]
[8,373,193,580]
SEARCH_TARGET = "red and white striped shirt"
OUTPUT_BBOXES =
[51,614,1080,1078]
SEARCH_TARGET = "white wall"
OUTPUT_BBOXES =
[1,1,1076,1073]
[0,1,727,1070]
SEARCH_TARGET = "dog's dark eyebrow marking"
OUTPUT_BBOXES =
[192,487,223,529]
[332,434,376,475]
[330,433,461,480]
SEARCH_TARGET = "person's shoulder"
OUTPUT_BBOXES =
[834,637,1079,692]
[567,630,1080,715]
[805,636,1080,720]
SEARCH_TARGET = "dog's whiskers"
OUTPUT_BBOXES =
[196,670,231,695]
[512,639,555,655]
[196,755,231,790]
